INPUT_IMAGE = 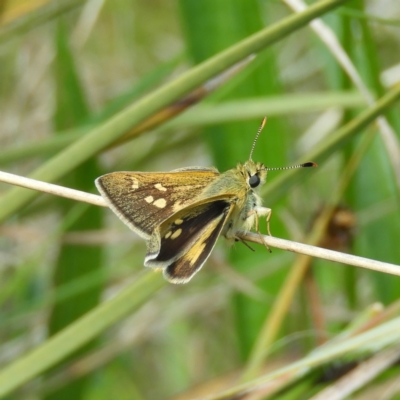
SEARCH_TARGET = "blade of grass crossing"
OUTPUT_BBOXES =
[179,0,290,360]
[343,0,400,303]
[44,20,103,400]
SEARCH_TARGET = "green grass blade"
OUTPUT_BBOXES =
[0,91,365,165]
[0,272,165,397]
[263,84,400,203]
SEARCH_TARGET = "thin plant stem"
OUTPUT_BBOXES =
[1,170,399,278]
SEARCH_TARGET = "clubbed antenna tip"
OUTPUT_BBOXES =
[301,162,318,168]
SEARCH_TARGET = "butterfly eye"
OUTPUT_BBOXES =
[248,174,260,188]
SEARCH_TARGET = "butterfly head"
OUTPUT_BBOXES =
[240,159,268,190]
[244,117,317,189]
[239,117,269,191]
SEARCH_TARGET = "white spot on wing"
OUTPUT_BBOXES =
[131,178,139,189]
[153,198,167,208]
[165,231,172,239]
[145,196,154,203]
[154,183,167,191]
[174,218,184,225]
[171,229,182,239]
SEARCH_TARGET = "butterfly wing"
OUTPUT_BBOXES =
[95,169,219,239]
[145,198,235,283]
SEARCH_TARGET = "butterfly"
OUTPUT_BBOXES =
[95,118,316,283]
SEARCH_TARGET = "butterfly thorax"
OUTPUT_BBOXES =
[196,159,268,240]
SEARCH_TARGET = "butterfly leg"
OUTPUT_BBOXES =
[249,207,272,252]
[255,206,272,236]
[235,236,255,251]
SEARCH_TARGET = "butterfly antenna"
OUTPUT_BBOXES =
[266,162,317,171]
[249,117,267,160]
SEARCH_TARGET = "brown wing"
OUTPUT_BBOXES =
[95,169,219,239]
[145,199,235,283]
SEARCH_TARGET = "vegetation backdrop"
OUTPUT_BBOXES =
[0,0,400,399]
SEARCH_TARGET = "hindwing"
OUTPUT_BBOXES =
[145,198,235,283]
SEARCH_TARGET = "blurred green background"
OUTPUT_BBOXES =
[1,0,400,399]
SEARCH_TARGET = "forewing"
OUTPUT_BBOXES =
[95,169,219,239]
[145,199,235,283]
